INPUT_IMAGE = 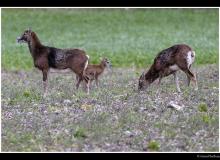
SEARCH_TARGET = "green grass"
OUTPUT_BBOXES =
[198,103,208,112]
[148,140,160,151]
[73,127,87,139]
[2,8,219,70]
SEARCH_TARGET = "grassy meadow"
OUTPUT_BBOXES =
[1,8,219,70]
[2,65,219,152]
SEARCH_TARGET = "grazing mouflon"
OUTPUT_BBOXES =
[138,44,198,92]
[17,29,89,97]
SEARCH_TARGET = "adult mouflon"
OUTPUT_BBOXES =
[17,29,89,97]
[138,44,198,92]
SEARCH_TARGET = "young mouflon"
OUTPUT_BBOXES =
[138,44,198,92]
[82,58,112,94]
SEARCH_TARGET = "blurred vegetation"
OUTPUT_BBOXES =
[2,8,219,70]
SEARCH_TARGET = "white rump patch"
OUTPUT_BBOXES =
[186,51,195,68]
[169,64,179,71]
[84,55,90,71]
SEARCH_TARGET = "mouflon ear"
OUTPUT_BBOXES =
[28,27,32,32]
[27,27,33,36]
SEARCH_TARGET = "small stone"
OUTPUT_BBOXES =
[63,99,71,105]
[64,129,69,134]
[33,103,38,107]
[139,107,147,112]
[105,143,111,147]
[124,131,134,137]
[167,101,183,111]
[27,112,33,115]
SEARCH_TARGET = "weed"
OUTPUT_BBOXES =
[148,140,160,151]
[202,114,211,124]
[198,103,208,112]
[74,127,87,139]
[23,90,31,97]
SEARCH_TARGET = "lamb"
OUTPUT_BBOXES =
[82,58,112,94]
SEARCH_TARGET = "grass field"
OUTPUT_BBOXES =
[2,65,219,152]
[1,8,219,70]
